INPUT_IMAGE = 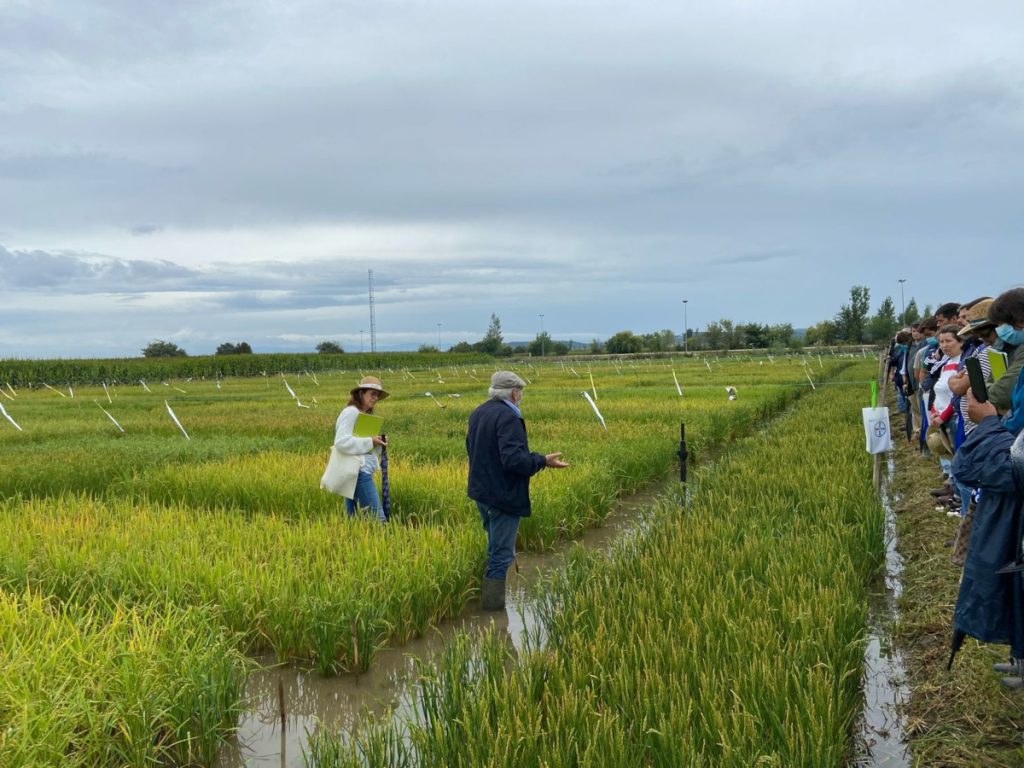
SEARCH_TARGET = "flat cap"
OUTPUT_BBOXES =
[490,370,526,389]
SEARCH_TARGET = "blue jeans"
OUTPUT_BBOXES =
[346,472,385,522]
[477,502,520,579]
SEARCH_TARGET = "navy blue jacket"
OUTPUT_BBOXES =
[951,416,1024,658]
[466,399,546,517]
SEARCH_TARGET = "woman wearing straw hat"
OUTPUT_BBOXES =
[332,376,390,522]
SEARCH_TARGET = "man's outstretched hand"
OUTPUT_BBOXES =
[545,452,569,469]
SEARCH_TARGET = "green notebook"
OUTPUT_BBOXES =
[353,413,384,437]
[987,348,1008,382]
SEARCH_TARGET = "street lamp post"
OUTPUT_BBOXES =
[437,323,442,348]
[539,314,545,357]
[359,330,364,354]
[682,299,689,353]
[897,279,906,325]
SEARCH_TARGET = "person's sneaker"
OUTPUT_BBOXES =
[1000,675,1024,689]
[930,485,953,497]
[947,510,962,518]
[994,660,1019,674]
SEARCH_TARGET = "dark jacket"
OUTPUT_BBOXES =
[951,416,1024,658]
[466,399,546,517]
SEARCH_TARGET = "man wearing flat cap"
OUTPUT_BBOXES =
[467,370,568,610]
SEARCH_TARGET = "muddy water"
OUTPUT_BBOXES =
[215,480,671,768]
[853,454,911,767]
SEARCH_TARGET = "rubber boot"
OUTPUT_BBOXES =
[481,577,506,611]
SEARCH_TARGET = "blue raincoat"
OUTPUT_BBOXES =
[951,416,1024,658]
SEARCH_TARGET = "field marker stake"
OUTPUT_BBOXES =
[0,402,22,431]
[581,390,607,431]
[139,380,152,392]
[95,401,125,432]
[165,401,190,440]
[43,383,67,398]
[672,370,683,397]
[102,382,112,403]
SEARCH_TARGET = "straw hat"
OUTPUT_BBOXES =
[958,299,996,338]
[350,375,389,399]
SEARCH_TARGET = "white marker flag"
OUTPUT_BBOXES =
[0,402,23,431]
[140,380,152,392]
[102,382,112,404]
[5,383,17,397]
[672,370,683,397]
[96,402,125,433]
[805,370,817,390]
[581,390,607,431]
[165,400,190,440]
[43,383,67,398]
[589,372,598,401]
[283,380,298,400]
[705,360,713,373]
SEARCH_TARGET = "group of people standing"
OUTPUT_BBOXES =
[327,370,568,612]
[888,287,1024,686]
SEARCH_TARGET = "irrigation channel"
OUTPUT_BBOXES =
[853,454,912,766]
[216,480,670,767]
[218,467,913,767]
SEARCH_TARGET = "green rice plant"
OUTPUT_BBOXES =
[0,588,246,768]
[307,363,885,767]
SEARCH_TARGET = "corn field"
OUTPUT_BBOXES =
[0,354,881,766]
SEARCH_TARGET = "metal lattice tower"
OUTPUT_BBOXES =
[368,269,377,353]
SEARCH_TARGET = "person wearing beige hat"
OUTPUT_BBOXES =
[330,376,390,522]
[467,370,568,610]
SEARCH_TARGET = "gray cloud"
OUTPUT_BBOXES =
[1,1,1022,357]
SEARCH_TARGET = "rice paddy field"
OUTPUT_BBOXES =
[0,354,884,766]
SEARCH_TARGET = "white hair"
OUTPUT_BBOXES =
[488,385,520,401]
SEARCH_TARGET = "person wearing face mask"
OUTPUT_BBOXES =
[987,288,1024,433]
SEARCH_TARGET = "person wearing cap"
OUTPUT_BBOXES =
[332,376,390,522]
[466,370,569,611]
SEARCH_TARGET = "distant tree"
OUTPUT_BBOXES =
[588,338,605,354]
[767,323,794,348]
[316,341,344,354]
[475,314,507,356]
[704,319,741,350]
[641,329,678,352]
[805,320,839,346]
[921,303,933,320]
[738,322,769,349]
[216,341,252,355]
[142,340,187,357]
[448,341,474,353]
[834,285,871,342]
[900,298,921,326]
[417,344,439,353]
[527,332,553,357]
[605,331,642,354]
[867,296,899,342]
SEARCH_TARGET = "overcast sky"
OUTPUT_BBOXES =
[2,0,1022,358]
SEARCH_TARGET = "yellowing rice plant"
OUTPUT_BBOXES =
[0,354,863,765]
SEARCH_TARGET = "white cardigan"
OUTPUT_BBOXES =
[320,406,377,499]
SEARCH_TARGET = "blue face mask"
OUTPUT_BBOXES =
[925,336,939,347]
[996,324,1024,346]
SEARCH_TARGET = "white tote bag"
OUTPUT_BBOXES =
[862,406,892,455]
[320,448,361,499]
